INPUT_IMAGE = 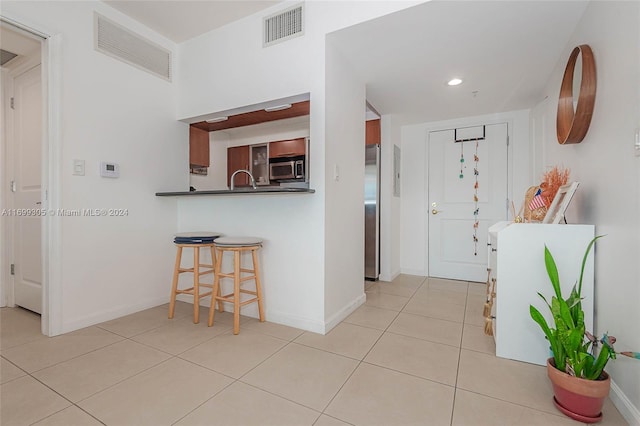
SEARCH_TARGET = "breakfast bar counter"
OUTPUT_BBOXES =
[156,188,315,196]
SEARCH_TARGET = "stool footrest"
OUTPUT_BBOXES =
[176,289,213,298]
[217,288,257,299]
[214,296,259,307]
[178,267,214,275]
[216,273,257,283]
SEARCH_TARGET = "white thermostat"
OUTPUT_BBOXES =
[100,161,120,178]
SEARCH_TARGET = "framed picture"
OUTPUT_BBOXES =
[543,181,580,224]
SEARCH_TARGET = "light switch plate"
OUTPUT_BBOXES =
[73,159,85,176]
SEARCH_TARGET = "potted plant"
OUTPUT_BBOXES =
[530,236,639,423]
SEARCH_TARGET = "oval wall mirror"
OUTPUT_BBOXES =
[556,44,596,144]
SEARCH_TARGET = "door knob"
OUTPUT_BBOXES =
[431,209,441,215]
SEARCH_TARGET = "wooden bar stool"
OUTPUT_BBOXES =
[208,237,264,334]
[168,232,222,323]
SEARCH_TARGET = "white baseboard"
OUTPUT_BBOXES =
[324,293,366,334]
[610,379,640,426]
[379,270,401,282]
[400,268,427,277]
[60,296,168,335]
[266,309,326,334]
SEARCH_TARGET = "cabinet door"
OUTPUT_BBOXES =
[189,126,210,167]
[268,138,306,158]
[227,145,250,188]
[366,119,381,145]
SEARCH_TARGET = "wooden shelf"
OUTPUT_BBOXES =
[191,100,310,132]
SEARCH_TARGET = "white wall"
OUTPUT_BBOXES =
[323,36,367,328]
[176,1,420,332]
[530,1,640,422]
[2,0,187,334]
[177,1,422,121]
[176,194,325,331]
[0,67,8,308]
[399,110,530,276]
[379,114,402,281]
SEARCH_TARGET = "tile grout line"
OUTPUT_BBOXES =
[4,278,593,425]
[19,366,107,425]
[449,280,472,425]
[315,281,409,420]
[317,277,435,420]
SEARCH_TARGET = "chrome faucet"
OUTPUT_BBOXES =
[230,169,257,190]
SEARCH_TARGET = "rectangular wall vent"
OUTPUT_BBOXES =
[263,4,304,47]
[94,13,172,81]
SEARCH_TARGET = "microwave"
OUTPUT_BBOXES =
[269,156,305,181]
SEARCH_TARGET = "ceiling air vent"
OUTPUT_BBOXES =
[263,3,304,47]
[94,13,172,81]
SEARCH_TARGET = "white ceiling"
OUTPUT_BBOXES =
[103,0,281,43]
[2,1,589,127]
[329,1,589,124]
[101,0,587,125]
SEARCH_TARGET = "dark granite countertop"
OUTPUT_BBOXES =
[156,187,315,196]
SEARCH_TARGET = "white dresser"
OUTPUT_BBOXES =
[487,222,595,366]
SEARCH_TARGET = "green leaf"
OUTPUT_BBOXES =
[545,245,562,300]
[578,352,596,379]
[578,236,603,295]
[537,292,551,310]
[530,305,562,369]
[558,298,575,329]
[551,297,567,330]
[587,342,612,380]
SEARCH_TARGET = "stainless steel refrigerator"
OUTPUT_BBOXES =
[365,144,380,280]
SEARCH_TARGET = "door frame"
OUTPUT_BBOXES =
[1,15,63,336]
[423,114,518,278]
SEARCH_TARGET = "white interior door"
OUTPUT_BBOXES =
[12,64,43,314]
[428,123,508,282]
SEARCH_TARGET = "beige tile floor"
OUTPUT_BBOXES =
[0,276,629,426]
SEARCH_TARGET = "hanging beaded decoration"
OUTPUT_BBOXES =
[472,138,480,255]
[459,141,464,179]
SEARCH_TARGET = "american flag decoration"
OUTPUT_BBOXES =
[528,188,547,210]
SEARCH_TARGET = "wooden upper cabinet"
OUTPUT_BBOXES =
[189,125,210,167]
[269,138,307,158]
[227,145,250,188]
[366,119,381,146]
[191,100,310,132]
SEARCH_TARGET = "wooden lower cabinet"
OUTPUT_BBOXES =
[189,126,210,167]
[227,145,250,188]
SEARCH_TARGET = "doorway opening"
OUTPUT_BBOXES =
[1,18,49,334]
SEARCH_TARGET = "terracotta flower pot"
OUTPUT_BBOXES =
[547,358,610,423]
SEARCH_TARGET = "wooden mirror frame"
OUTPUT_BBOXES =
[556,45,596,144]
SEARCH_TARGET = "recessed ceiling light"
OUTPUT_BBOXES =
[447,78,463,86]
[206,116,228,123]
[264,103,292,112]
